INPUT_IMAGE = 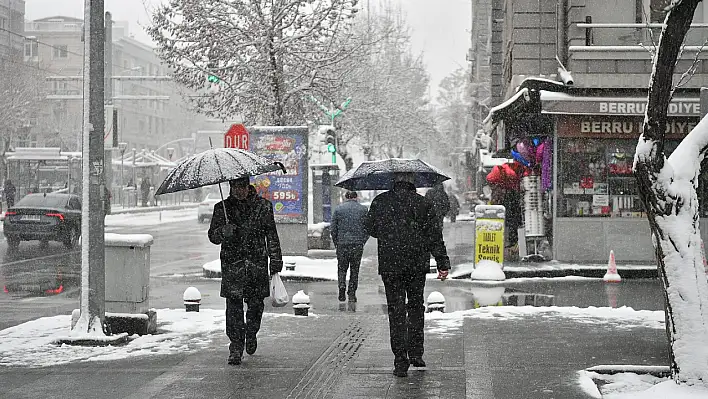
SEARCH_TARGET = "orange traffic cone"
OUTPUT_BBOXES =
[603,250,622,283]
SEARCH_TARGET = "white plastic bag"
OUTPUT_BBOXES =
[270,273,289,307]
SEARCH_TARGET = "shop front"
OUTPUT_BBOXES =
[552,107,706,263]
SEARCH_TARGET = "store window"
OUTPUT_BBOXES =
[557,137,708,217]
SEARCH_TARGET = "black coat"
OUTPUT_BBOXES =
[365,182,450,275]
[208,191,283,299]
[425,185,450,220]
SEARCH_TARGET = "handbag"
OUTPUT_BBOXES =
[270,273,289,307]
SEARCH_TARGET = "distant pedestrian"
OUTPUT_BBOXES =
[4,180,16,208]
[208,177,283,366]
[447,191,460,223]
[330,191,369,303]
[365,173,450,377]
[140,178,151,207]
[425,183,450,231]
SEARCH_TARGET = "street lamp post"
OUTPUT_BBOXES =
[118,142,127,206]
[131,147,136,207]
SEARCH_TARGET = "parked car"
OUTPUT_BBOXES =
[197,193,222,223]
[3,193,82,250]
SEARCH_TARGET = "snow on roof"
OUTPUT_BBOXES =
[104,233,154,247]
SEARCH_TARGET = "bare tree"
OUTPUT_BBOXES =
[147,0,361,126]
[633,0,708,384]
[0,56,48,182]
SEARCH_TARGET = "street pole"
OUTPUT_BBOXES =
[75,0,106,334]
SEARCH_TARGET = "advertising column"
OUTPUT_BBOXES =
[248,126,309,255]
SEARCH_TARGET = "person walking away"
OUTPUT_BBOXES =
[330,191,369,302]
[425,183,450,231]
[4,180,16,208]
[140,178,151,207]
[366,173,450,377]
[448,191,460,223]
[208,177,283,365]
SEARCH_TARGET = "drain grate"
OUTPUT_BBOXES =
[286,319,371,399]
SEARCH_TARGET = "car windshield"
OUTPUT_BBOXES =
[15,194,68,208]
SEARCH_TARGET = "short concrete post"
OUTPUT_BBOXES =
[292,290,310,316]
[285,261,296,271]
[426,291,446,313]
[183,287,201,312]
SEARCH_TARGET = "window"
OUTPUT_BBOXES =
[24,40,38,58]
[0,17,7,30]
[52,45,68,59]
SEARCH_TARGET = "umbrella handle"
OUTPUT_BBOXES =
[274,162,287,174]
[210,137,230,224]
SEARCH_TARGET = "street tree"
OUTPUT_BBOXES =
[633,0,708,384]
[0,57,47,182]
[323,3,436,168]
[147,0,361,126]
[436,67,472,150]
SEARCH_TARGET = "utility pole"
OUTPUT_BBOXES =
[104,11,114,216]
[74,0,106,335]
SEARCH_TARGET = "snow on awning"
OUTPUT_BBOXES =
[539,91,700,116]
[5,147,67,161]
[483,88,532,134]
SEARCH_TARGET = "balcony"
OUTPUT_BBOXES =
[567,19,708,89]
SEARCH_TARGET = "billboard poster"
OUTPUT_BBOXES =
[248,126,308,224]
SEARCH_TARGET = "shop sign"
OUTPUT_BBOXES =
[558,116,699,138]
[543,97,700,116]
[474,205,506,265]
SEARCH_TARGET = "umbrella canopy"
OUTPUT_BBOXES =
[154,148,285,195]
[335,158,450,191]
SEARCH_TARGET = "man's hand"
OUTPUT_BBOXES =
[437,270,449,281]
[222,224,235,238]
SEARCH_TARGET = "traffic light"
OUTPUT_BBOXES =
[325,128,336,153]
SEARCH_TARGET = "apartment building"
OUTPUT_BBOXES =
[23,16,213,157]
[0,0,23,58]
[481,0,708,263]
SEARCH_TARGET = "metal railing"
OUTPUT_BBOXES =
[572,16,708,52]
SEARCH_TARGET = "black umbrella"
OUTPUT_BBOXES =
[335,158,450,191]
[155,147,285,222]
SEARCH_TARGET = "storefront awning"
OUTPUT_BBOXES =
[539,91,700,117]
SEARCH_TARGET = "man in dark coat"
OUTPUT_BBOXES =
[447,191,460,223]
[425,182,450,231]
[4,180,16,208]
[208,177,283,365]
[330,190,369,302]
[365,173,450,377]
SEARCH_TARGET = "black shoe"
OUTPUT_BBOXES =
[393,368,408,377]
[347,293,357,303]
[227,352,242,365]
[338,288,346,302]
[246,334,257,355]
[409,357,426,367]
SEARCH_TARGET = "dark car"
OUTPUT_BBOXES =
[3,193,81,250]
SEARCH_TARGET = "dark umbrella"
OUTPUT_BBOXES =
[155,147,285,222]
[335,158,450,191]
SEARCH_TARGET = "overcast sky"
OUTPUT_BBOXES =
[24,0,471,99]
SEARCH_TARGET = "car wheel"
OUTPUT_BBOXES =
[63,227,78,249]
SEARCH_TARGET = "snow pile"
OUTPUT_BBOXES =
[471,259,506,281]
[203,256,341,280]
[105,208,197,227]
[579,370,708,398]
[307,222,330,237]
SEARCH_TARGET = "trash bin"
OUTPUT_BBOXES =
[105,233,153,314]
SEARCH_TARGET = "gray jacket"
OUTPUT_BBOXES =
[330,200,369,247]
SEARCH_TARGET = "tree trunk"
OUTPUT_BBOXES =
[633,0,708,384]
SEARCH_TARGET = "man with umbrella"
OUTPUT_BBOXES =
[208,176,284,365]
[365,172,450,377]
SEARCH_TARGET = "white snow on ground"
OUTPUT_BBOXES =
[579,370,708,398]
[203,256,346,280]
[105,208,197,227]
[0,309,314,368]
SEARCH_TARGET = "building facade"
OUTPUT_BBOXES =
[0,0,23,58]
[23,16,218,158]
[482,0,708,263]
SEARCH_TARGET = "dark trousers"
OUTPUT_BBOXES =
[381,273,426,367]
[225,296,265,354]
[336,244,364,295]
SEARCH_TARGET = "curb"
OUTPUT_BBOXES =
[453,267,657,280]
[111,203,199,215]
[202,267,332,282]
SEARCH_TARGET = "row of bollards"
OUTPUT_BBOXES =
[182,287,445,315]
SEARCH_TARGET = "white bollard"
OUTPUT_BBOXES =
[426,291,446,313]
[183,287,201,312]
[292,290,311,316]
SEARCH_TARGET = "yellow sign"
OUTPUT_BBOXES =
[475,218,504,264]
